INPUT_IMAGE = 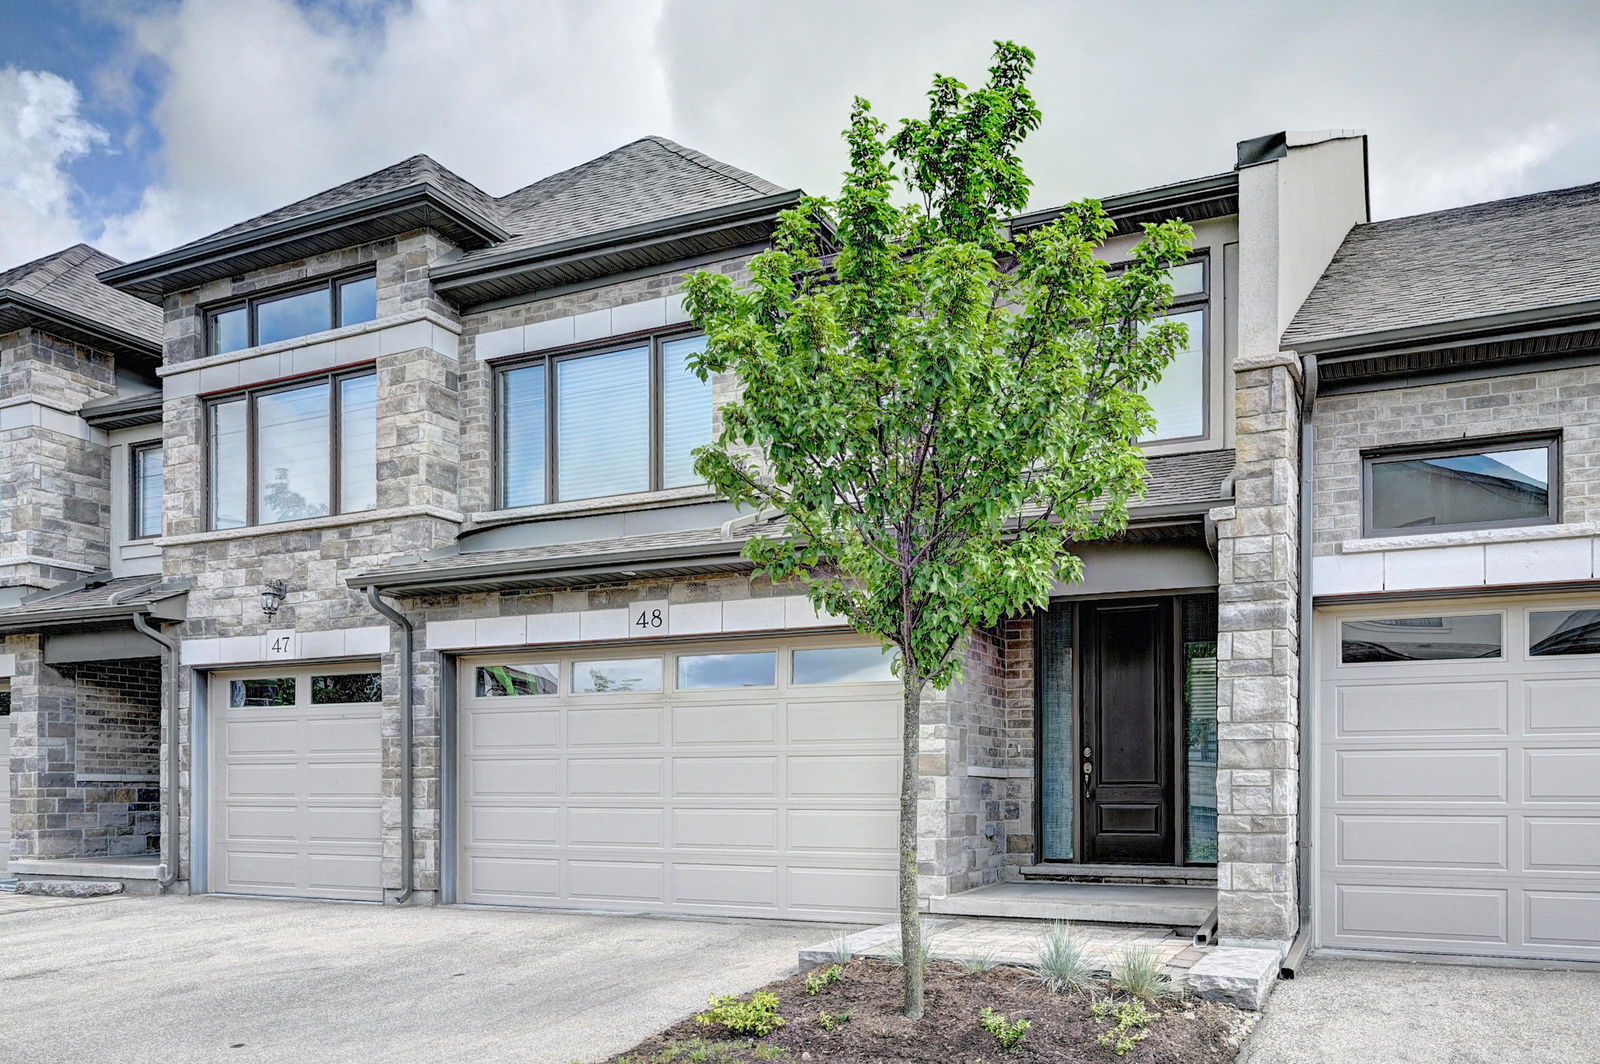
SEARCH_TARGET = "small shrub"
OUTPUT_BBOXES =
[816,1009,853,1032]
[978,1006,1031,1050]
[1093,998,1155,1056]
[1110,946,1174,1001]
[957,949,1002,973]
[804,964,844,995]
[886,919,942,971]
[694,990,787,1037]
[826,933,855,963]
[1031,921,1094,993]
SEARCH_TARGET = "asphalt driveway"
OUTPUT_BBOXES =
[0,894,841,1064]
[1241,954,1600,1064]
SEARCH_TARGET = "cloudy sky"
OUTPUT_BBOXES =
[3,0,1599,268]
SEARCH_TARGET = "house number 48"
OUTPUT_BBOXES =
[634,608,664,630]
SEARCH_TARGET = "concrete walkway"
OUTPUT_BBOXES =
[1241,954,1600,1064]
[0,894,841,1064]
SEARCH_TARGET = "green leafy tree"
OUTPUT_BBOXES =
[682,41,1192,1018]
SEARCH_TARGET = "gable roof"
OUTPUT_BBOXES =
[101,138,796,306]
[1284,180,1600,352]
[0,243,162,359]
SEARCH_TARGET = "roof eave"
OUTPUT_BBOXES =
[1288,297,1600,360]
[80,391,164,429]
[0,592,187,635]
[431,191,803,307]
[0,291,162,361]
[98,184,512,303]
[348,539,754,595]
[1012,172,1240,236]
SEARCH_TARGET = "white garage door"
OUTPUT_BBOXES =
[1318,598,1600,961]
[457,635,901,921]
[210,666,385,901]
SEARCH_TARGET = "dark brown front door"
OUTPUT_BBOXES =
[1080,600,1174,864]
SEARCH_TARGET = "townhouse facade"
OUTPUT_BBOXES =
[1,127,1595,969]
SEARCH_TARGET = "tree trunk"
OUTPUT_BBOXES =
[898,666,924,1019]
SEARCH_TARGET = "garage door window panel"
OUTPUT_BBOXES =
[1529,610,1600,657]
[573,658,663,694]
[1341,614,1503,664]
[476,663,558,696]
[1364,437,1558,536]
[311,673,382,704]
[230,677,297,707]
[676,651,776,690]
[792,645,898,685]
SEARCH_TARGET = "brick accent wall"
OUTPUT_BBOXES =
[1313,365,1600,553]
[5,643,162,859]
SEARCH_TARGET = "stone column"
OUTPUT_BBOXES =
[1210,354,1303,947]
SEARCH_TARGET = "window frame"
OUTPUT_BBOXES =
[492,326,710,508]
[204,366,378,530]
[1361,431,1561,538]
[204,268,378,356]
[128,440,165,541]
[1118,251,1211,446]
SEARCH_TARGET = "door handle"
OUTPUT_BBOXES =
[1082,746,1093,799]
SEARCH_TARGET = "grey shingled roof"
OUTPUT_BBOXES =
[1284,180,1600,349]
[165,154,501,253]
[0,243,161,347]
[0,574,189,631]
[166,137,784,269]
[462,136,788,262]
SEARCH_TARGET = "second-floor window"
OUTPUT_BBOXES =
[130,442,164,539]
[208,272,378,356]
[497,332,713,508]
[1140,258,1208,443]
[1364,435,1558,536]
[208,370,378,529]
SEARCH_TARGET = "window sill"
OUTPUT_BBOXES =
[1339,521,1600,554]
[466,486,723,530]
[157,504,465,546]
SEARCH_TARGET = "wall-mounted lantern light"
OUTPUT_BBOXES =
[260,580,288,619]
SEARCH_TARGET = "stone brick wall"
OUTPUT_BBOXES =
[1210,357,1302,946]
[1313,365,1600,554]
[0,329,116,592]
[915,617,1036,898]
[4,640,162,859]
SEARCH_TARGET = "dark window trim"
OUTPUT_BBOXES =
[492,324,705,508]
[1110,250,1212,446]
[204,267,377,356]
[204,366,377,530]
[128,440,164,541]
[1360,430,1561,538]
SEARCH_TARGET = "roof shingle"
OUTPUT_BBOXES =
[0,243,161,348]
[1284,180,1600,349]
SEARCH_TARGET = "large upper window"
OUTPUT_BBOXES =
[1364,436,1557,536]
[208,370,377,529]
[1140,258,1208,443]
[207,272,377,356]
[497,332,713,507]
[130,441,164,539]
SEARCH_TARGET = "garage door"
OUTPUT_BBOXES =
[210,666,385,901]
[457,635,900,921]
[1318,598,1600,961]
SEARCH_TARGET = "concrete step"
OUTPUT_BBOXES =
[928,881,1216,928]
[1017,863,1217,886]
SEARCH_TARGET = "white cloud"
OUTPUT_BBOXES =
[0,68,108,266]
[98,0,671,259]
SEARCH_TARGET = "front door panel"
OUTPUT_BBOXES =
[1082,600,1174,863]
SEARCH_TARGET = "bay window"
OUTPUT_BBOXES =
[497,331,714,508]
[207,369,378,529]
[207,271,378,356]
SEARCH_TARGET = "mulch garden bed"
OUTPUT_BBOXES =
[605,958,1253,1064]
